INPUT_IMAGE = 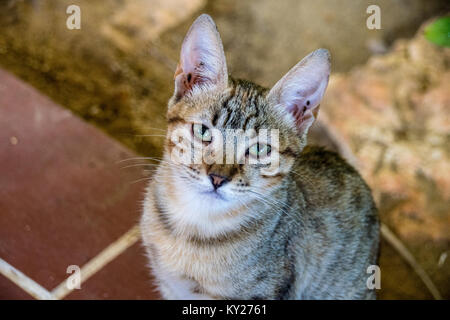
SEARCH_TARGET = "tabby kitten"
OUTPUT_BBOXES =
[141,14,379,300]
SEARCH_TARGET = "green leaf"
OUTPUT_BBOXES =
[424,17,450,47]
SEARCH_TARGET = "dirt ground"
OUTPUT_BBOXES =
[0,0,448,299]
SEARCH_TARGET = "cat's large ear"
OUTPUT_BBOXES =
[173,14,228,100]
[267,49,330,136]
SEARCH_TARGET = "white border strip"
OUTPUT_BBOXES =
[51,224,141,299]
[0,258,56,300]
[0,225,140,300]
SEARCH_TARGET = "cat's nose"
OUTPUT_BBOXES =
[209,173,229,190]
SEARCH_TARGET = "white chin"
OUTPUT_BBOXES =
[186,188,236,215]
[200,190,227,201]
[171,184,246,238]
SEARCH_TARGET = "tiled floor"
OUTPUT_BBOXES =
[0,69,160,299]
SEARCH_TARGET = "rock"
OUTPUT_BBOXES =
[323,23,450,243]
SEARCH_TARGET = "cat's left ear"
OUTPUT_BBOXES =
[267,49,331,136]
[173,14,228,100]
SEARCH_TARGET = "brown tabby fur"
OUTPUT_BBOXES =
[141,14,380,300]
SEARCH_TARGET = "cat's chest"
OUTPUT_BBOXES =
[151,229,238,296]
[142,185,249,296]
[144,207,237,283]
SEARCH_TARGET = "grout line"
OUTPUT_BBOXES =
[0,258,56,300]
[51,224,141,299]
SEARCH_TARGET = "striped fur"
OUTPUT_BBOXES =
[140,15,379,300]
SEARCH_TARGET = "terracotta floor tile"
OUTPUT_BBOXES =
[0,273,34,300]
[0,68,156,297]
[65,241,160,300]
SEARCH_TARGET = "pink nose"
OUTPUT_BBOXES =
[209,174,228,189]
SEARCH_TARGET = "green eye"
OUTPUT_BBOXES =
[192,123,212,142]
[248,143,271,158]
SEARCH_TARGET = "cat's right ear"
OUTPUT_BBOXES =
[267,49,331,137]
[173,14,228,100]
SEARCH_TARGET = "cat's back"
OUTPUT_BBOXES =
[289,146,379,299]
[293,145,377,220]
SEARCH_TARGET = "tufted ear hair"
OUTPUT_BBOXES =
[267,49,331,136]
[173,14,228,100]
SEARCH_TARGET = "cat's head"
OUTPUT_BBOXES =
[163,14,330,212]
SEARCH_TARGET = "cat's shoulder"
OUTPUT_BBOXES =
[293,145,370,194]
[294,146,377,219]
[296,145,358,175]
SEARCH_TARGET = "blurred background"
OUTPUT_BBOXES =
[0,0,449,299]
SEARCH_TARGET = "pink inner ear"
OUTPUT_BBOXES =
[281,73,328,132]
[179,68,199,94]
[173,15,228,99]
[284,87,322,130]
[174,61,209,98]
[175,41,225,98]
[270,49,330,134]
[288,99,311,125]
